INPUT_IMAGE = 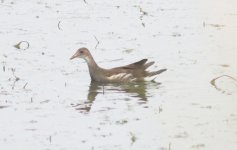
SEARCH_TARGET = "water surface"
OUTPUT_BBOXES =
[0,0,237,150]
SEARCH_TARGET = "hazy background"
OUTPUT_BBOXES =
[0,0,237,150]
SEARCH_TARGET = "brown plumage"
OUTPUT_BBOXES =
[70,47,167,83]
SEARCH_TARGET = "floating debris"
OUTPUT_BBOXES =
[139,7,148,16]
[210,75,237,94]
[2,61,6,72]
[116,119,128,125]
[133,5,148,27]
[57,21,62,30]
[201,105,212,109]
[219,64,229,67]
[108,58,123,62]
[0,105,9,109]
[171,32,181,37]
[11,68,20,81]
[49,135,52,143]
[208,24,225,28]
[14,41,29,50]
[159,105,163,113]
[174,132,188,138]
[130,132,137,144]
[203,22,225,28]
[25,128,37,131]
[93,35,100,49]
[23,82,28,89]
[11,68,20,89]
[123,49,134,54]
[191,143,205,148]
[40,100,50,104]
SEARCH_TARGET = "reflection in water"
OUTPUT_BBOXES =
[72,81,161,113]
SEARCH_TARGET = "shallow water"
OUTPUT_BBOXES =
[0,0,237,150]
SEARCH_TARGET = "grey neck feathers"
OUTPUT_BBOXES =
[84,55,100,80]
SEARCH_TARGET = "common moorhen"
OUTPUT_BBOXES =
[70,47,167,83]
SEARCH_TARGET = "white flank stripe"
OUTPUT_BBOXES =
[108,73,134,82]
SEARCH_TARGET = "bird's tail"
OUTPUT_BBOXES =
[146,69,167,77]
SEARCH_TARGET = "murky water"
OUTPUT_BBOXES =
[0,0,237,150]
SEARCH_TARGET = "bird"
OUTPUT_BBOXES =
[70,47,167,83]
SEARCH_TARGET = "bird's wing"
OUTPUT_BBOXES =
[115,59,148,70]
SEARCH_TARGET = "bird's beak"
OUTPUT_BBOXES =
[70,52,79,60]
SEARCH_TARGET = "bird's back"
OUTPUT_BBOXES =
[101,59,166,82]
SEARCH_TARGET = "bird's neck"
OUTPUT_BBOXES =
[84,55,100,79]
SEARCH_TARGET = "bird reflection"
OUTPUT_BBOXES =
[73,81,161,113]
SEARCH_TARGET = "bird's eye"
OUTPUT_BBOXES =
[80,51,84,54]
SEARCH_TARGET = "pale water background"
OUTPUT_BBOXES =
[0,0,237,150]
